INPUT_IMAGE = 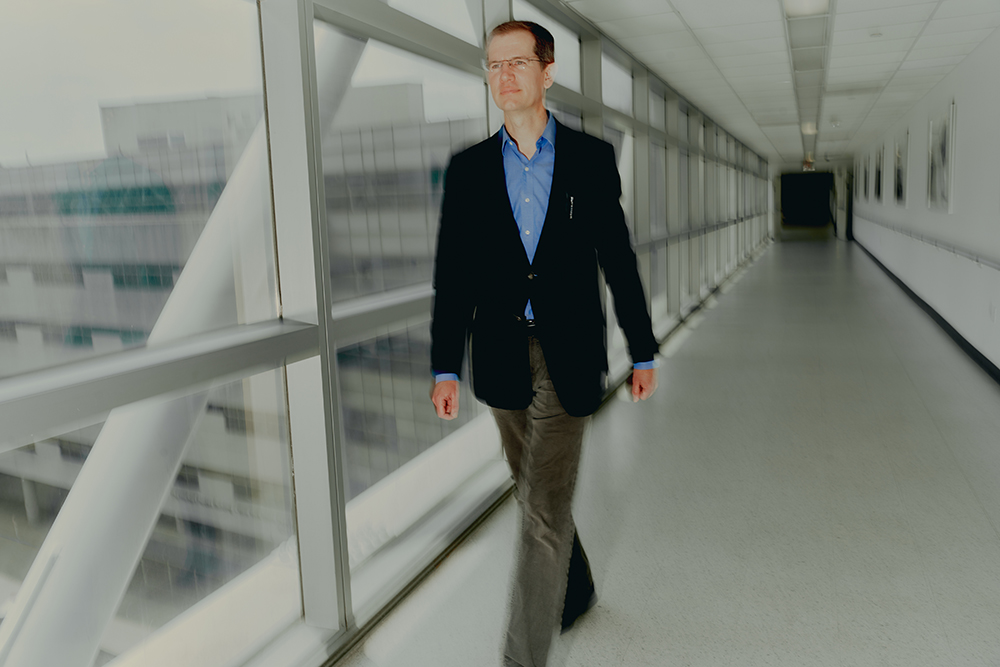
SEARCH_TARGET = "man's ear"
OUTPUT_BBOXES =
[544,62,558,88]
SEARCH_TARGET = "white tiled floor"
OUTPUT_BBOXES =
[337,240,1000,666]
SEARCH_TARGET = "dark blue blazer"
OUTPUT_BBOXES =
[431,119,658,417]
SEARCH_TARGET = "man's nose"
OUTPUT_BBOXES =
[499,64,515,80]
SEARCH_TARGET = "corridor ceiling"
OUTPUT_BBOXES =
[559,0,1000,165]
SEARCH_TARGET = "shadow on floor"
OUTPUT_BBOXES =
[780,223,834,242]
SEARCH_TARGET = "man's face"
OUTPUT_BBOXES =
[486,30,555,115]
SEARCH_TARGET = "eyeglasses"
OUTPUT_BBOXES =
[484,58,545,74]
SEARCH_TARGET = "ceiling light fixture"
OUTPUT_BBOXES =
[802,122,818,135]
[870,29,883,38]
[783,0,830,18]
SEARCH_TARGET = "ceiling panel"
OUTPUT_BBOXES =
[912,28,997,48]
[718,63,791,78]
[565,0,673,22]
[891,66,953,79]
[828,51,906,68]
[837,0,922,11]
[828,37,915,56]
[833,4,938,31]
[833,22,925,45]
[596,12,686,38]
[620,32,698,52]
[711,50,790,68]
[565,0,1000,162]
[667,0,782,28]
[935,0,1000,18]
[640,46,709,63]
[899,55,965,69]
[702,37,787,57]
[924,12,1000,35]
[692,21,785,44]
[906,42,981,60]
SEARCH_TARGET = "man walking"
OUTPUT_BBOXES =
[430,20,658,667]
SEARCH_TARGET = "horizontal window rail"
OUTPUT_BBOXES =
[0,319,318,454]
[860,217,1000,273]
[637,215,763,251]
[327,283,433,343]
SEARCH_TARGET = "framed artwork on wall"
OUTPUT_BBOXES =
[895,129,908,206]
[928,100,956,212]
[874,144,883,202]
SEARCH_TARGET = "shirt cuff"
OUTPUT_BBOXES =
[633,360,659,370]
[434,373,460,383]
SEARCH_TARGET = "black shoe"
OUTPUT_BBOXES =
[560,590,598,634]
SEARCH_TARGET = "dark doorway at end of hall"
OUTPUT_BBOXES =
[780,172,835,242]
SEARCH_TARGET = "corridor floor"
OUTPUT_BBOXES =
[338,240,1000,667]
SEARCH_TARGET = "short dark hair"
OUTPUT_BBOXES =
[488,21,555,64]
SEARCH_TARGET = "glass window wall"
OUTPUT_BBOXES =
[389,0,482,46]
[601,54,633,116]
[0,0,276,379]
[315,26,488,302]
[0,367,298,665]
[512,0,582,94]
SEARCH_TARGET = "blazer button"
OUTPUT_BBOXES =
[527,272,535,280]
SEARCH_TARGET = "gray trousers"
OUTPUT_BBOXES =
[491,336,591,667]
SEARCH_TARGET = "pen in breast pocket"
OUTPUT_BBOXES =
[569,195,574,219]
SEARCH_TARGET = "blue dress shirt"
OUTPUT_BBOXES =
[435,113,656,383]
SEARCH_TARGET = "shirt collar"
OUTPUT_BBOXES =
[500,111,557,155]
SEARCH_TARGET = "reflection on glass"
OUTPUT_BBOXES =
[679,238,690,305]
[649,91,665,131]
[512,0,582,94]
[650,242,668,322]
[315,27,487,301]
[549,104,583,132]
[650,144,667,238]
[0,369,297,664]
[389,0,481,46]
[604,126,634,231]
[601,54,633,116]
[337,323,485,502]
[0,0,275,378]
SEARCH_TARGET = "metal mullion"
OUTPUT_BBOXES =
[602,106,639,135]
[547,83,601,119]
[327,283,432,344]
[312,0,484,77]
[301,0,357,632]
[0,319,317,454]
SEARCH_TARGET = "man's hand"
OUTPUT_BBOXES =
[432,380,460,419]
[631,368,658,402]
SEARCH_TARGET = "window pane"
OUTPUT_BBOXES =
[650,241,668,322]
[389,0,481,46]
[315,26,487,302]
[549,103,583,132]
[0,0,277,379]
[0,368,298,664]
[650,143,667,238]
[649,90,666,131]
[602,55,633,116]
[337,324,485,504]
[336,322,496,615]
[512,0,582,94]
[604,125,634,233]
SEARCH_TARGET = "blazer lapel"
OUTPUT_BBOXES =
[530,119,572,269]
